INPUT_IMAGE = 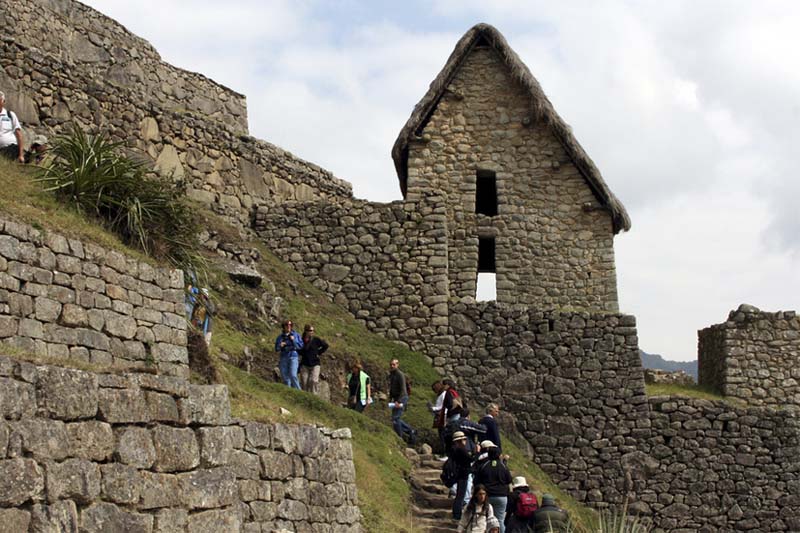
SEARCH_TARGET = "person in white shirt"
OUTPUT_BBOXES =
[0,91,24,163]
[428,380,448,459]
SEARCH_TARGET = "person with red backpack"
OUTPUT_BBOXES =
[505,476,538,533]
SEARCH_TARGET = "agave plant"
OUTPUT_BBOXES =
[38,126,201,269]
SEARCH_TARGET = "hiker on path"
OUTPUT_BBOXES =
[505,476,538,533]
[448,431,474,520]
[479,403,502,452]
[532,494,570,533]
[388,359,418,445]
[428,380,447,458]
[346,360,371,412]
[472,440,512,533]
[275,319,303,389]
[457,484,495,533]
[0,91,23,163]
[190,288,216,346]
[442,379,465,423]
[298,324,328,395]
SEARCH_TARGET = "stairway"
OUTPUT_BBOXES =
[410,453,459,533]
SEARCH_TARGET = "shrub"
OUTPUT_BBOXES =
[38,126,200,268]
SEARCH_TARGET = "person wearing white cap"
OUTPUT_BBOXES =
[486,516,501,533]
[472,440,511,533]
[506,476,538,533]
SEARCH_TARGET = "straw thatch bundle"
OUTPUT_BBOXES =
[391,23,631,233]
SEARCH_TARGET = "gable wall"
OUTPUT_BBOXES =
[406,47,618,311]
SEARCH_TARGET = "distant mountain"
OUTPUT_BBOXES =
[640,350,698,379]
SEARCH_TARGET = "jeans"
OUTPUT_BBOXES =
[488,495,508,533]
[391,395,414,440]
[299,364,321,395]
[453,476,469,520]
[279,355,301,389]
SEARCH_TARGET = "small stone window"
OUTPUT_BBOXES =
[478,237,495,273]
[475,170,497,216]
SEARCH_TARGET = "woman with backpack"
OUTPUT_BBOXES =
[505,476,538,533]
[456,484,494,533]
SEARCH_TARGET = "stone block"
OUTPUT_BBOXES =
[30,500,79,532]
[100,463,140,504]
[36,365,98,420]
[34,297,62,322]
[153,509,188,533]
[138,471,183,509]
[198,425,244,466]
[66,421,114,461]
[243,421,271,450]
[152,425,200,472]
[45,458,101,503]
[145,391,180,422]
[0,508,31,533]
[80,502,154,533]
[179,467,238,509]
[186,508,241,533]
[115,426,156,468]
[0,458,44,505]
[152,342,188,363]
[11,419,69,460]
[259,449,293,480]
[277,498,309,521]
[104,311,138,339]
[250,501,277,521]
[229,450,262,480]
[273,424,325,457]
[0,376,35,419]
[0,315,17,337]
[60,303,89,327]
[178,385,231,425]
[98,388,149,423]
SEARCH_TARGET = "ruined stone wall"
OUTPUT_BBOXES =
[254,196,451,351]
[699,307,800,407]
[0,355,361,532]
[0,216,189,378]
[641,397,800,532]
[1,0,352,229]
[405,46,619,311]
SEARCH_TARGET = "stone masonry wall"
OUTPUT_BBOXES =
[699,306,800,407]
[1,0,352,230]
[0,354,361,533]
[0,216,189,378]
[406,46,619,311]
[254,196,451,350]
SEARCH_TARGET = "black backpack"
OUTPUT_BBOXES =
[440,457,459,487]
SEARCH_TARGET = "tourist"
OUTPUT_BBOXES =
[472,441,511,533]
[442,379,465,424]
[346,360,371,412]
[532,494,570,533]
[275,319,303,389]
[24,134,48,165]
[505,476,538,533]
[388,359,418,445]
[479,403,502,452]
[428,380,447,458]
[0,92,23,163]
[190,288,216,346]
[456,484,494,533]
[298,324,328,395]
[486,516,501,533]
[448,431,474,520]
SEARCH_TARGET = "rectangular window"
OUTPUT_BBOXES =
[475,170,497,216]
[478,237,496,273]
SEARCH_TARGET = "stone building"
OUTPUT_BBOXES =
[392,24,630,311]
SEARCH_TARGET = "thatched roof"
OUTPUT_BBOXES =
[391,23,631,233]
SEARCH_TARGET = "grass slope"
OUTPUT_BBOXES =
[2,159,602,531]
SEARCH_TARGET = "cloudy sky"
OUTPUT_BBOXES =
[84,0,800,362]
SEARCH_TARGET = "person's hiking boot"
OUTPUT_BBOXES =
[408,429,418,446]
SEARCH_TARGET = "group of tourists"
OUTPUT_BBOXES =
[433,381,570,533]
[275,319,329,392]
[0,91,49,165]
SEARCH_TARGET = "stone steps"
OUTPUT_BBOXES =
[410,453,459,533]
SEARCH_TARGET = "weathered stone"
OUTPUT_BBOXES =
[34,297,62,322]
[186,508,241,533]
[0,458,44,505]
[104,312,138,339]
[30,500,79,533]
[0,508,31,533]
[0,376,36,419]
[46,458,101,503]
[198,425,243,466]
[80,502,154,533]
[224,260,262,287]
[178,385,231,425]
[98,388,148,423]
[151,425,200,472]
[138,471,183,509]
[11,419,69,460]
[37,365,98,420]
[66,421,114,461]
[145,391,180,422]
[115,426,156,468]
[100,463,140,504]
[179,467,238,509]
[259,449,293,480]
[153,509,188,533]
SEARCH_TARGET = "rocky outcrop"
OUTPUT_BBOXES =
[0,354,362,532]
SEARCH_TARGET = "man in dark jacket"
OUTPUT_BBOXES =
[532,494,570,533]
[299,324,328,395]
[448,431,474,520]
[479,403,502,452]
[388,359,417,444]
[473,441,512,533]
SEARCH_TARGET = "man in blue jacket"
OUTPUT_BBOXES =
[479,403,502,452]
[275,320,303,389]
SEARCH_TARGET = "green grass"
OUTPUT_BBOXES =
[645,382,730,402]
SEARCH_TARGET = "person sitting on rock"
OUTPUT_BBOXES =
[345,359,371,412]
[532,494,570,533]
[298,324,328,395]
